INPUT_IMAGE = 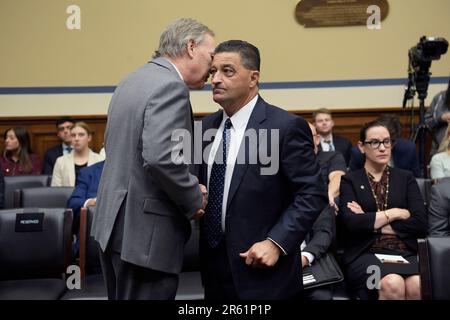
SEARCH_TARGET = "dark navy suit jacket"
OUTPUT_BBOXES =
[67,161,104,218]
[43,144,64,175]
[333,135,353,167]
[198,96,327,299]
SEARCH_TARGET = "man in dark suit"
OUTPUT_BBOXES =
[43,116,75,175]
[67,160,104,218]
[300,123,346,300]
[198,40,327,300]
[91,19,213,300]
[67,160,104,256]
[428,177,450,236]
[312,108,352,166]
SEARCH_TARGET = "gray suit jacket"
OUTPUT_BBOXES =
[91,57,202,274]
[428,178,450,236]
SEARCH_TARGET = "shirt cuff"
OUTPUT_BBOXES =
[301,251,315,265]
[267,237,287,256]
[83,199,91,208]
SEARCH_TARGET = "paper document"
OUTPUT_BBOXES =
[375,254,410,264]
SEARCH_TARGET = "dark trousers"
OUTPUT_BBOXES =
[99,248,178,300]
[203,240,239,300]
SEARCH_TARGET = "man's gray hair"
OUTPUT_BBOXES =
[153,18,214,59]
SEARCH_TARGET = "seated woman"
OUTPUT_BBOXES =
[430,124,450,181]
[338,120,427,300]
[0,127,42,176]
[51,122,104,187]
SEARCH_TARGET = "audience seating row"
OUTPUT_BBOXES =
[0,175,448,300]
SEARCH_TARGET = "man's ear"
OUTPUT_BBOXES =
[187,39,196,59]
[249,71,260,88]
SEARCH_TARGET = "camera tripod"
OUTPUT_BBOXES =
[409,96,432,178]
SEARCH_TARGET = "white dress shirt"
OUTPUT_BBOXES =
[320,135,335,152]
[207,95,258,232]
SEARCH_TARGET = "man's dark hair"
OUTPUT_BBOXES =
[56,116,75,127]
[377,114,403,141]
[214,40,260,71]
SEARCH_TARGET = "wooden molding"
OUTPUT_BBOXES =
[0,108,425,162]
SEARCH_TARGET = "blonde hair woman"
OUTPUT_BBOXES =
[430,124,450,180]
[51,122,104,186]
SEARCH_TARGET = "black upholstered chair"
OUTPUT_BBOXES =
[60,206,106,300]
[418,237,450,300]
[3,175,51,209]
[14,186,74,208]
[415,178,432,211]
[176,220,204,300]
[0,208,73,299]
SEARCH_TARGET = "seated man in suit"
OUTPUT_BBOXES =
[0,169,4,209]
[67,160,105,218]
[299,124,346,300]
[198,40,327,300]
[424,84,450,157]
[428,177,450,236]
[67,160,104,257]
[43,116,75,175]
[349,114,420,177]
[312,108,352,167]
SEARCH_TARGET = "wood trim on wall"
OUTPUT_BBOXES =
[0,108,425,163]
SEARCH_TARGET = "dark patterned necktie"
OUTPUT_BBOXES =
[204,118,232,248]
[324,140,334,151]
[66,146,73,153]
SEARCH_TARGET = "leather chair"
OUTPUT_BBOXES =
[418,237,450,300]
[0,208,73,299]
[176,220,204,300]
[61,205,106,300]
[3,175,51,209]
[14,186,74,208]
[415,178,432,210]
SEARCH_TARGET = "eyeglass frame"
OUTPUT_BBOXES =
[362,138,394,149]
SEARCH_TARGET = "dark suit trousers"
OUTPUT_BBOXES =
[203,239,239,300]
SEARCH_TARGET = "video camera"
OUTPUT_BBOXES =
[403,36,448,106]
[408,36,448,99]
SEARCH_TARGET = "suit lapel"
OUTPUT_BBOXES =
[354,169,377,210]
[226,96,267,210]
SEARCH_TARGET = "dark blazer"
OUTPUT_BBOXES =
[198,96,327,299]
[67,161,104,218]
[338,167,427,266]
[0,169,4,209]
[43,144,63,175]
[304,205,335,260]
[428,177,450,236]
[349,138,420,177]
[333,135,352,167]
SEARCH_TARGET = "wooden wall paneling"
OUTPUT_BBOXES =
[0,108,425,162]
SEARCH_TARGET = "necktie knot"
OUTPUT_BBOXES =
[224,118,232,130]
[66,146,73,153]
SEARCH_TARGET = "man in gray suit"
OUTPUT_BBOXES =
[91,18,214,300]
[428,177,450,236]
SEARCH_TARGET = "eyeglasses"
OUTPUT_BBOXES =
[363,138,392,149]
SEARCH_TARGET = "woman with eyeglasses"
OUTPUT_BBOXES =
[338,120,427,300]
